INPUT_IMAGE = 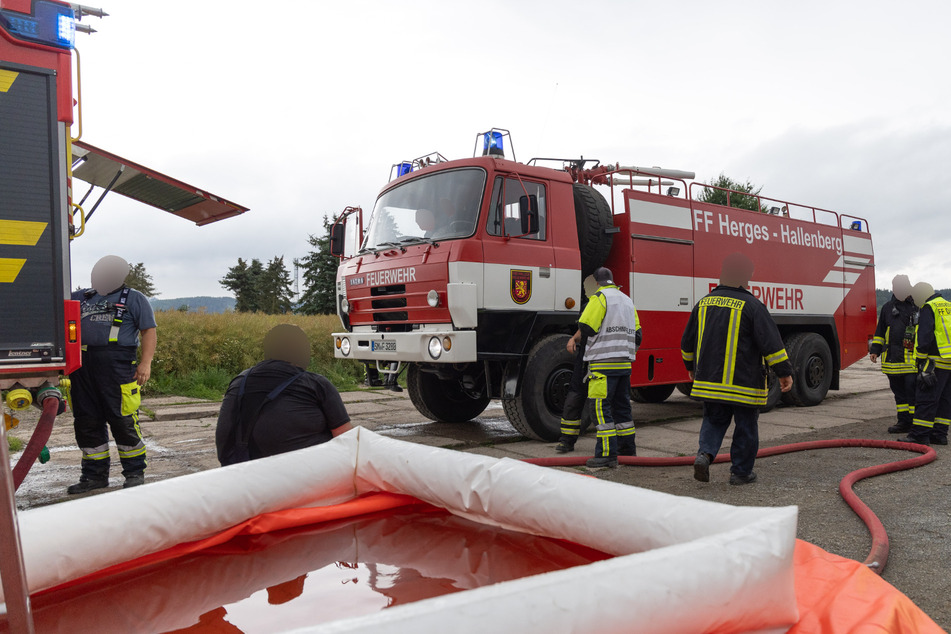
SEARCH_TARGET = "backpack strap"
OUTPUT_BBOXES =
[108,286,132,344]
[233,366,306,460]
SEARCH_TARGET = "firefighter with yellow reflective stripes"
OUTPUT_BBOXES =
[898,282,951,446]
[868,274,918,434]
[67,256,157,494]
[568,267,641,468]
[681,253,793,485]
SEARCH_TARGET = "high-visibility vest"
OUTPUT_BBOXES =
[928,296,951,359]
[581,286,640,363]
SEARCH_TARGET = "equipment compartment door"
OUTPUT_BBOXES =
[0,62,66,367]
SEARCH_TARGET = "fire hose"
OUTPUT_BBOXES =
[11,396,62,491]
[524,439,937,575]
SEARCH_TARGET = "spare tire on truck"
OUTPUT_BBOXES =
[572,184,614,278]
[503,334,575,442]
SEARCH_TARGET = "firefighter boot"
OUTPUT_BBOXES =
[67,477,108,495]
[694,452,713,482]
[898,423,932,446]
[931,420,949,446]
[556,418,581,453]
[616,421,636,456]
[887,420,912,434]
[586,424,617,468]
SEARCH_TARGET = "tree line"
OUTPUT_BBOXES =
[219,217,338,315]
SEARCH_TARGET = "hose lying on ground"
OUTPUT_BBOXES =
[12,397,60,491]
[523,439,937,575]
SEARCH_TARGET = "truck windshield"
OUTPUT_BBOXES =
[362,168,486,250]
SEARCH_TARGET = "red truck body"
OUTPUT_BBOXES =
[332,134,876,441]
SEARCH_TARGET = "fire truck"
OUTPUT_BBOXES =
[1,0,246,486]
[331,129,876,442]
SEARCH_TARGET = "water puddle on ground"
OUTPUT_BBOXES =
[20,507,611,633]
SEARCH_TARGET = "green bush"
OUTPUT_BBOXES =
[144,311,365,400]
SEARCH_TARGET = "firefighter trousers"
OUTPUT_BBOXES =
[71,346,147,479]
[589,371,634,458]
[911,367,951,441]
[698,402,759,477]
[887,373,916,425]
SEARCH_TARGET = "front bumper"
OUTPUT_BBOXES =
[332,328,477,363]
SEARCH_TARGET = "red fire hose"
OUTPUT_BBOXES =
[524,438,936,575]
[12,396,61,491]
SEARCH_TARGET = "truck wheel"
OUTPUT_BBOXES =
[630,384,676,403]
[407,365,490,423]
[780,333,833,407]
[760,369,782,413]
[676,382,693,397]
[573,185,614,278]
[503,334,574,441]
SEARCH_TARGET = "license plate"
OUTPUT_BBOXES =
[372,340,396,352]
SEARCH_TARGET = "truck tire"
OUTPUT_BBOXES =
[630,384,676,403]
[503,334,574,441]
[407,364,490,423]
[780,332,833,407]
[573,184,614,278]
[676,382,693,397]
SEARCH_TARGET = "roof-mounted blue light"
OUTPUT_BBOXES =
[483,131,504,157]
[0,1,76,49]
[397,162,413,177]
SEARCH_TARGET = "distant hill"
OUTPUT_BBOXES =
[149,296,236,314]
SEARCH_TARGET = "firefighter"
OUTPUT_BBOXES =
[869,274,918,434]
[568,267,641,468]
[682,253,793,485]
[555,276,598,453]
[67,256,157,493]
[898,282,951,446]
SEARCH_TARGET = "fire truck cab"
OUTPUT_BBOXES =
[332,130,876,442]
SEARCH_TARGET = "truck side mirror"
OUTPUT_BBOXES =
[330,222,346,257]
[519,195,539,234]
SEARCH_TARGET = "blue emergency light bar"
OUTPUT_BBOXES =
[483,131,504,157]
[0,0,75,49]
[396,162,413,177]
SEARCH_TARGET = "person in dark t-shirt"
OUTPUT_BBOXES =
[216,324,353,465]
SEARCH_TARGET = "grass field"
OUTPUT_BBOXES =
[145,311,366,400]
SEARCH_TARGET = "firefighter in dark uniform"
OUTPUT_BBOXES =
[899,282,951,446]
[869,274,918,434]
[568,267,641,468]
[67,255,157,493]
[554,275,599,453]
[682,253,793,485]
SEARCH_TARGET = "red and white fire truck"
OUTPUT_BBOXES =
[1,0,246,484]
[331,129,876,441]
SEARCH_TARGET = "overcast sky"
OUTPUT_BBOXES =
[68,0,951,299]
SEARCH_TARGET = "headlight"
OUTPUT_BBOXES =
[427,336,443,359]
[340,298,350,314]
[340,337,351,356]
[427,290,440,307]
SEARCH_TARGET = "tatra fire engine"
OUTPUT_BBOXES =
[332,129,876,441]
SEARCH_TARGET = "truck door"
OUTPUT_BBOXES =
[0,62,68,371]
[480,175,557,348]
[626,192,695,386]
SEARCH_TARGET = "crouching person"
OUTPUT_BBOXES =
[216,324,353,465]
